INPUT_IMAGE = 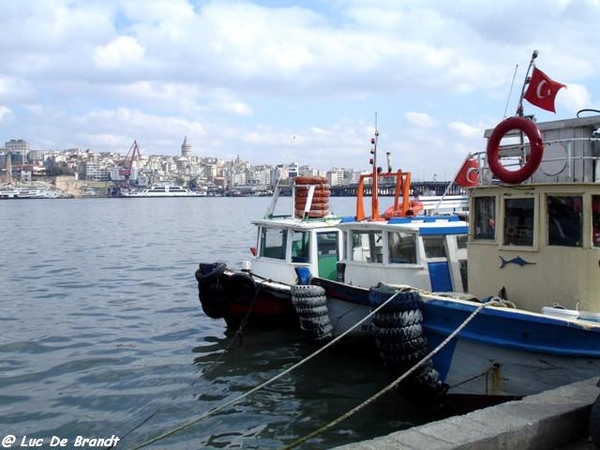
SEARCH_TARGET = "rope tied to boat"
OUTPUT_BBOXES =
[106,280,268,450]
[200,278,267,376]
[279,299,489,450]
[125,286,407,450]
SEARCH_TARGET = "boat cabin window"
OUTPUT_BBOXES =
[260,228,287,260]
[593,196,600,247]
[503,198,534,246]
[350,230,383,263]
[388,231,417,264]
[473,196,495,240]
[317,232,339,257]
[291,230,310,262]
[547,195,582,247]
[423,235,447,258]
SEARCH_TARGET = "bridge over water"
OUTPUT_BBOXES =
[328,180,464,197]
[208,180,464,197]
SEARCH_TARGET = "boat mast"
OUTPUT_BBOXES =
[371,112,379,219]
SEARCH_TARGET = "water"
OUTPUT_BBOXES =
[0,197,438,449]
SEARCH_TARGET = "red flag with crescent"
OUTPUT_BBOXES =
[454,156,479,187]
[524,67,566,113]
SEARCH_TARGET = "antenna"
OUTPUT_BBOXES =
[371,112,379,219]
[503,64,519,118]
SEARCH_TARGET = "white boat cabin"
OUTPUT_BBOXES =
[328,169,470,294]
[337,216,469,293]
[246,171,470,290]
[249,217,344,285]
[246,176,346,285]
[468,114,600,315]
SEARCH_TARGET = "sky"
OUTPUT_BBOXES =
[1,0,599,180]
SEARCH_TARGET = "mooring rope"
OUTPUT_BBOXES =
[279,299,490,450]
[126,286,406,450]
[196,279,266,379]
[106,279,267,449]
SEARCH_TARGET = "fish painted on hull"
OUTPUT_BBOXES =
[499,256,536,268]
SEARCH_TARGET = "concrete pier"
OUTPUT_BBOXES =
[332,377,599,450]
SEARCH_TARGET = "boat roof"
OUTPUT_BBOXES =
[338,214,468,235]
[251,215,347,231]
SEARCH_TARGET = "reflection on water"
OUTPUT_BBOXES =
[0,197,438,450]
[122,328,438,450]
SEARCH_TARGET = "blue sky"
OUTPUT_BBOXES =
[1,0,598,180]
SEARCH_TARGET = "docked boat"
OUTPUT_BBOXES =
[307,112,600,405]
[196,176,348,328]
[0,184,64,199]
[195,134,469,331]
[120,184,206,198]
[307,166,470,340]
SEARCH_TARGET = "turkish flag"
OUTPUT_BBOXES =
[524,67,566,113]
[454,157,479,187]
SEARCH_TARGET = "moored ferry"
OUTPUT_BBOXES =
[120,184,206,198]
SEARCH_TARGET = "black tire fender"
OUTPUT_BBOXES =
[195,262,227,285]
[226,272,257,304]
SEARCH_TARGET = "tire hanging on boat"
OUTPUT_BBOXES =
[291,285,333,342]
[195,262,228,319]
[226,272,257,305]
[199,283,228,319]
[195,262,227,284]
[370,283,448,404]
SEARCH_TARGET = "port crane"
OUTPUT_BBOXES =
[119,140,142,187]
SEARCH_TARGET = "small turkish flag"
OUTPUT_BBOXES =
[454,156,479,187]
[524,67,566,113]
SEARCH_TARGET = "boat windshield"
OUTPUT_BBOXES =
[259,227,287,260]
[388,231,417,264]
[350,230,383,263]
[423,235,447,258]
[291,230,310,262]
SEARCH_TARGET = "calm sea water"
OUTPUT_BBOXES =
[0,196,438,450]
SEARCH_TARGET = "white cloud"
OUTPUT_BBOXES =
[448,121,481,139]
[405,112,434,127]
[559,84,593,115]
[0,106,12,121]
[1,0,600,178]
[93,36,145,70]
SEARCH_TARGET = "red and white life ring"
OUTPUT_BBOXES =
[486,116,544,184]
